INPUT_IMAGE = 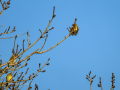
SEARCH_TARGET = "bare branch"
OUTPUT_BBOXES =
[16,8,55,59]
[0,25,4,27]
[86,71,96,90]
[38,34,71,54]
[97,77,103,90]
[13,35,17,55]
[0,33,25,39]
[39,34,48,52]
[27,30,30,47]
[39,29,42,35]
[0,0,11,16]
[0,26,16,36]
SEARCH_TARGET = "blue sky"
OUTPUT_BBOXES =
[0,0,120,90]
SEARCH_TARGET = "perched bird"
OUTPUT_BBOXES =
[9,54,16,64]
[69,23,79,35]
[6,73,12,86]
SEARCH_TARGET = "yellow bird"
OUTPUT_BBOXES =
[70,23,79,35]
[6,73,12,86]
[9,54,16,64]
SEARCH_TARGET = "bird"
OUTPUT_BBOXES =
[6,73,12,86]
[9,54,16,64]
[70,23,79,35]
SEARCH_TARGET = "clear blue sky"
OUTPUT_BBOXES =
[0,0,120,90]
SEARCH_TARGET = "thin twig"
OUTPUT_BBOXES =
[39,34,48,52]
[27,30,30,47]
[0,33,25,39]
[38,33,71,54]
[0,25,4,27]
